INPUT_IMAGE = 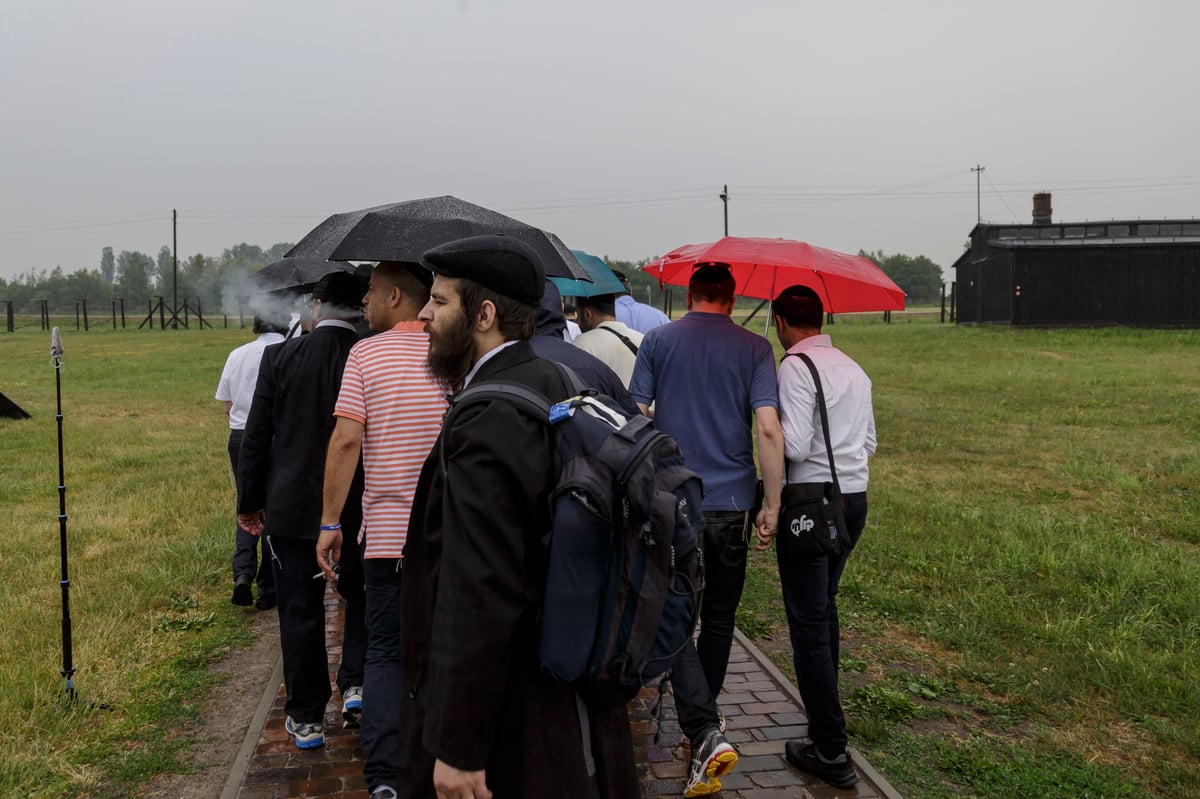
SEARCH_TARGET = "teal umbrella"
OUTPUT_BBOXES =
[551,250,625,297]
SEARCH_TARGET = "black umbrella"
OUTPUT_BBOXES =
[241,257,357,296]
[285,196,589,280]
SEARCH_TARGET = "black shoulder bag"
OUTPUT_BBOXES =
[778,352,852,558]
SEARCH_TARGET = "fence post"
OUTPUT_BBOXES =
[158,297,166,329]
[40,301,49,330]
[120,298,126,329]
[5,301,12,333]
[75,301,81,331]
[81,299,89,331]
[111,300,117,331]
[950,282,956,323]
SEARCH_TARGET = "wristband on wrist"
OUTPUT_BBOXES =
[319,523,341,531]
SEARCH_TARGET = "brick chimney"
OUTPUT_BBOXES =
[1033,192,1053,225]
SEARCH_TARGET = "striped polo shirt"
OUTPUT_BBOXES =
[334,321,446,559]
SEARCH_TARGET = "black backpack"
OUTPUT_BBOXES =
[443,369,705,705]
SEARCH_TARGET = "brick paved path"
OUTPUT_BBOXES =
[226,588,900,799]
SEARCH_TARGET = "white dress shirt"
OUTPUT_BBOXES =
[778,334,876,493]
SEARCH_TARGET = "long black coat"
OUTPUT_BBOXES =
[396,341,638,799]
[237,323,363,538]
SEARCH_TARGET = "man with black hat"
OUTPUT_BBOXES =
[396,234,638,799]
[237,270,369,751]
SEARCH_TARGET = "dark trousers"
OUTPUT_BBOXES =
[228,429,273,596]
[362,556,404,792]
[269,534,331,724]
[671,510,749,740]
[776,491,867,756]
[268,532,366,723]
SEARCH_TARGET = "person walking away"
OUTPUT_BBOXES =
[237,271,369,751]
[533,280,640,416]
[759,284,875,789]
[317,262,446,799]
[628,263,784,797]
[612,269,669,333]
[215,313,286,609]
[396,234,638,799]
[572,293,643,389]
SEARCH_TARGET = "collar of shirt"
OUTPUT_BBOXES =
[315,319,358,333]
[786,333,832,354]
[389,321,426,333]
[462,340,519,387]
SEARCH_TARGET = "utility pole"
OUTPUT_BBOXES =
[719,184,729,236]
[172,209,178,319]
[970,165,984,223]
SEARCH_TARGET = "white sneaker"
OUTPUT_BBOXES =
[684,728,738,797]
[342,685,363,727]
[285,715,324,749]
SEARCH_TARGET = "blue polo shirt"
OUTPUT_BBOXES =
[629,312,778,512]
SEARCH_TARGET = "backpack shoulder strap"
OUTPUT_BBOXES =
[599,324,639,355]
[440,381,553,473]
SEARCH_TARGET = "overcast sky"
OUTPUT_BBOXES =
[2,0,1197,284]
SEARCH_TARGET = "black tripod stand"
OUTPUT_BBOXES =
[50,330,112,710]
[50,328,77,700]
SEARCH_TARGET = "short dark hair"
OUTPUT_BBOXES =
[772,284,824,330]
[375,261,432,306]
[458,278,535,342]
[575,293,617,317]
[688,263,736,303]
[610,269,632,296]
[252,314,288,335]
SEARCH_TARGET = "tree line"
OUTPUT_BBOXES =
[0,243,294,315]
[1,245,945,317]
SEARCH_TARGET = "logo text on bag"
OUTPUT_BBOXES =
[790,515,815,536]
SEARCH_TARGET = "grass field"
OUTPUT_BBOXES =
[2,315,1198,798]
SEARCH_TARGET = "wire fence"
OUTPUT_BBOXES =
[2,297,246,333]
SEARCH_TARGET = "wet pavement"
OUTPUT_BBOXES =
[223,587,902,799]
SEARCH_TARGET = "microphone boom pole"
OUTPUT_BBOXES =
[51,327,76,701]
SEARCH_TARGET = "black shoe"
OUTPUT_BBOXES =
[254,592,276,611]
[784,740,858,788]
[231,580,253,607]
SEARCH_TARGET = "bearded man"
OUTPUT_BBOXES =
[394,234,638,799]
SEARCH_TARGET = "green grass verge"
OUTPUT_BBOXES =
[0,326,259,798]
[739,316,1200,799]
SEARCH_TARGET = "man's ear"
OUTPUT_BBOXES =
[388,285,403,308]
[474,299,498,333]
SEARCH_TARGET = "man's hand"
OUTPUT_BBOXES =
[433,759,491,799]
[316,527,343,582]
[754,505,778,551]
[237,510,265,536]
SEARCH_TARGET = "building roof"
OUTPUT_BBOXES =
[953,219,1200,271]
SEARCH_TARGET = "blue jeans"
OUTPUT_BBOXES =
[776,491,867,755]
[671,510,749,740]
[362,557,404,792]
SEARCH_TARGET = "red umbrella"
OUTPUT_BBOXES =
[643,236,905,313]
